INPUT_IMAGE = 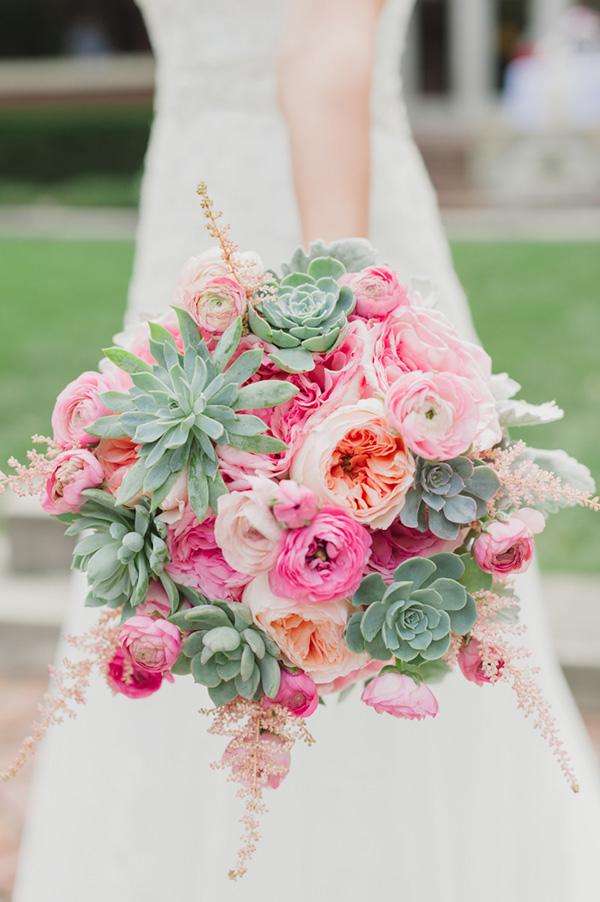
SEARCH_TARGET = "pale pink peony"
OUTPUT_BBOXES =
[386,371,480,460]
[51,371,111,448]
[318,659,385,695]
[361,672,439,720]
[214,476,282,575]
[166,511,251,601]
[264,669,319,717]
[368,521,453,582]
[107,648,163,699]
[244,573,367,685]
[95,437,139,494]
[342,265,410,321]
[272,480,318,529]
[118,615,182,675]
[136,581,171,617]
[41,448,104,514]
[458,637,505,686]
[222,733,291,790]
[269,506,372,603]
[473,508,545,577]
[290,399,415,530]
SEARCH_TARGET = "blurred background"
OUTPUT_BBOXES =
[0,1,599,897]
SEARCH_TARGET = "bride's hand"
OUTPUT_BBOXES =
[278,0,385,244]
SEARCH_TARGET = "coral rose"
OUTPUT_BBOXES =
[263,669,319,717]
[118,615,182,676]
[290,399,415,529]
[342,265,410,321]
[51,371,111,448]
[458,638,505,686]
[41,448,104,514]
[473,508,545,577]
[361,672,439,720]
[214,476,282,575]
[269,506,372,603]
[95,437,139,494]
[107,649,163,699]
[244,573,367,685]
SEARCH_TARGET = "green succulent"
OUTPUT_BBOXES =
[170,597,282,706]
[63,489,179,611]
[87,310,298,522]
[281,238,377,277]
[248,256,355,373]
[400,457,500,540]
[345,553,477,663]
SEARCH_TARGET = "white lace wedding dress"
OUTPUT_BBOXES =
[15,2,600,900]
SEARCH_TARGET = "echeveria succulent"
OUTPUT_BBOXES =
[248,256,356,373]
[64,489,179,612]
[87,310,297,522]
[400,457,500,540]
[345,553,477,663]
[170,596,282,706]
[281,238,377,277]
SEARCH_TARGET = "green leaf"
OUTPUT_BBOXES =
[183,605,231,629]
[425,553,465,583]
[267,347,315,374]
[393,557,437,590]
[171,653,192,676]
[99,391,133,413]
[353,572,386,607]
[258,654,281,699]
[226,433,287,454]
[307,256,346,280]
[227,414,267,436]
[182,632,205,658]
[235,667,261,700]
[115,459,146,506]
[466,465,501,501]
[158,572,180,613]
[240,645,256,682]
[188,462,209,523]
[209,681,239,706]
[173,307,204,353]
[345,612,366,652]
[459,554,493,593]
[203,626,241,653]
[223,349,263,385]
[103,346,153,374]
[242,628,265,660]
[212,316,243,372]
[208,470,228,512]
[85,415,124,439]
[449,593,477,635]
[192,654,221,688]
[361,603,386,642]
[235,380,298,411]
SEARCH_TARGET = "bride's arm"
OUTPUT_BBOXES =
[278,0,384,244]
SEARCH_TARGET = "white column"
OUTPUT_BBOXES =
[531,0,571,40]
[449,0,496,122]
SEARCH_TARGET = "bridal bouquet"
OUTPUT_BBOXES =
[2,186,597,877]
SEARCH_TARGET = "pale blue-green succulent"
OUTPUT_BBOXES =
[345,553,477,663]
[87,310,298,522]
[171,597,282,706]
[281,238,377,277]
[248,257,355,373]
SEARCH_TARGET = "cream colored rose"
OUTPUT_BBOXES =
[290,399,415,530]
[214,476,282,575]
[243,573,367,685]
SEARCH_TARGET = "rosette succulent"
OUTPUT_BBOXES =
[87,310,298,521]
[64,489,179,611]
[171,597,282,706]
[248,257,356,373]
[345,553,476,663]
[400,457,500,540]
[281,238,377,277]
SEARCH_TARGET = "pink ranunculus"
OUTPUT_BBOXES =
[181,275,247,337]
[94,437,139,494]
[118,615,182,675]
[342,265,410,321]
[41,448,104,514]
[386,371,481,460]
[290,399,415,530]
[368,520,454,583]
[270,506,372,603]
[264,669,319,717]
[458,637,505,686]
[106,648,163,699]
[318,659,385,695]
[361,672,439,720]
[222,733,291,790]
[136,581,171,617]
[166,511,251,601]
[175,248,264,300]
[272,480,318,529]
[214,476,282,576]
[473,508,545,577]
[244,573,367,685]
[51,371,111,448]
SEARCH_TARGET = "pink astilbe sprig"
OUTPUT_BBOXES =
[471,589,579,793]
[0,610,120,782]
[484,441,600,514]
[0,435,61,498]
[201,698,315,880]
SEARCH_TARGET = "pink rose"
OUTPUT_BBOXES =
[41,448,104,514]
[222,733,290,790]
[51,371,111,448]
[214,476,282,576]
[458,637,505,686]
[272,480,318,529]
[106,648,163,699]
[342,265,410,321]
[269,506,372,603]
[264,669,319,717]
[361,672,439,720]
[473,508,545,577]
[166,511,251,601]
[386,371,481,460]
[244,573,367,685]
[118,614,182,675]
[368,521,453,582]
[318,659,384,695]
[95,437,139,494]
[136,581,171,617]
[290,399,415,530]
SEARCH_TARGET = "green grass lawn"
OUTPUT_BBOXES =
[0,238,598,573]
